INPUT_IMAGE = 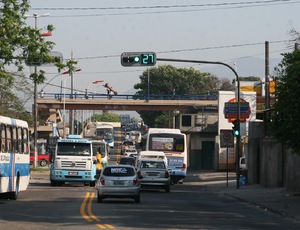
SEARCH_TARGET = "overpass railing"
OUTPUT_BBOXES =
[40,93,218,101]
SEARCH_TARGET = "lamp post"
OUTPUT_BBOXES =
[156,57,241,189]
[26,13,49,168]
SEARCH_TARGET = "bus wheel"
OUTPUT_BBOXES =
[9,176,20,200]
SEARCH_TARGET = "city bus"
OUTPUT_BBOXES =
[94,123,114,148]
[0,115,30,200]
[141,128,187,184]
[50,134,97,187]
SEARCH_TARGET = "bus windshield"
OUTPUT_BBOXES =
[57,143,91,156]
[92,144,106,158]
[95,128,113,139]
[149,133,185,152]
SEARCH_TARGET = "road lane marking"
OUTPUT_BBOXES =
[87,192,100,221]
[81,192,115,229]
[96,224,115,229]
[80,192,93,222]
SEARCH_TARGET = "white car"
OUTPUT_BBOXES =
[97,165,141,203]
[124,149,138,157]
[136,159,171,192]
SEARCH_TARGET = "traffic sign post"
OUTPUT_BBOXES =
[220,129,234,187]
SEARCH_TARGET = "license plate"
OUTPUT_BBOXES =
[69,172,78,175]
[114,181,125,185]
[147,173,158,177]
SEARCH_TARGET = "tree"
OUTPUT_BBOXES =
[0,1,56,122]
[91,112,120,122]
[271,48,300,154]
[134,65,234,127]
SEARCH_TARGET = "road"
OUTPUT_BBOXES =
[1,171,300,229]
[1,128,299,229]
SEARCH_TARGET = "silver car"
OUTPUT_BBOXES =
[137,159,171,192]
[97,165,141,203]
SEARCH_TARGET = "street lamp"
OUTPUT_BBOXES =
[25,13,49,168]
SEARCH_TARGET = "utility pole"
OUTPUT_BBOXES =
[29,13,49,168]
[69,50,74,134]
[265,41,270,123]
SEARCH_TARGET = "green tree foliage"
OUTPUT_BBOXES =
[91,112,120,122]
[134,65,234,127]
[0,71,33,124]
[0,1,57,122]
[271,48,300,154]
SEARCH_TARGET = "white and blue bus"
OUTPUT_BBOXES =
[0,115,30,200]
[95,123,114,148]
[50,134,97,187]
[142,128,187,184]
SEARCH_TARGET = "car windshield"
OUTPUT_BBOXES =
[103,167,135,177]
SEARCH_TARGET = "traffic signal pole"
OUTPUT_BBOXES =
[156,58,241,189]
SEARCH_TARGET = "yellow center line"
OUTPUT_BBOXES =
[80,192,93,222]
[96,224,115,229]
[87,192,100,221]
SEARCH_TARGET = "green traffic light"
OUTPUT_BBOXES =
[134,56,140,63]
[233,130,240,136]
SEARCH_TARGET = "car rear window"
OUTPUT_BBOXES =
[140,161,166,169]
[103,167,135,177]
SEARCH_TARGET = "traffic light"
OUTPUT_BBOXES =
[232,119,240,137]
[121,52,156,67]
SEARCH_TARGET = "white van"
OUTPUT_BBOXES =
[135,151,167,168]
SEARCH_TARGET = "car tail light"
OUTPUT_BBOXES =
[100,177,105,185]
[181,163,186,171]
[165,170,170,178]
[133,177,138,185]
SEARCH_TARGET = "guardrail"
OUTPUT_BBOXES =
[40,93,218,101]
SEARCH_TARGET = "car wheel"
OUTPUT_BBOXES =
[134,193,140,203]
[97,193,103,203]
[165,186,170,193]
[39,159,48,167]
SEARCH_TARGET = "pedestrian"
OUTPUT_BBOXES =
[39,89,45,98]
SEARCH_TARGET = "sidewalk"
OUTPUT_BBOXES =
[185,170,300,223]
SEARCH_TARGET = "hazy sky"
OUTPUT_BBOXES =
[25,0,300,111]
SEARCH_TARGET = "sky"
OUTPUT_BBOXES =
[24,0,300,118]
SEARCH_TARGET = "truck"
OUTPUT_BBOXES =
[120,114,131,128]
[50,134,97,187]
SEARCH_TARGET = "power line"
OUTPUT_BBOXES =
[30,0,300,17]
[73,39,294,61]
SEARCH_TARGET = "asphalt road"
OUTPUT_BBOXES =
[1,169,300,230]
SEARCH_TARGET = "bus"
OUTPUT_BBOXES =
[0,115,30,200]
[91,139,109,168]
[50,134,97,187]
[142,128,187,184]
[95,123,114,148]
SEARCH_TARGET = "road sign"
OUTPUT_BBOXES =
[220,129,234,148]
[224,102,251,121]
